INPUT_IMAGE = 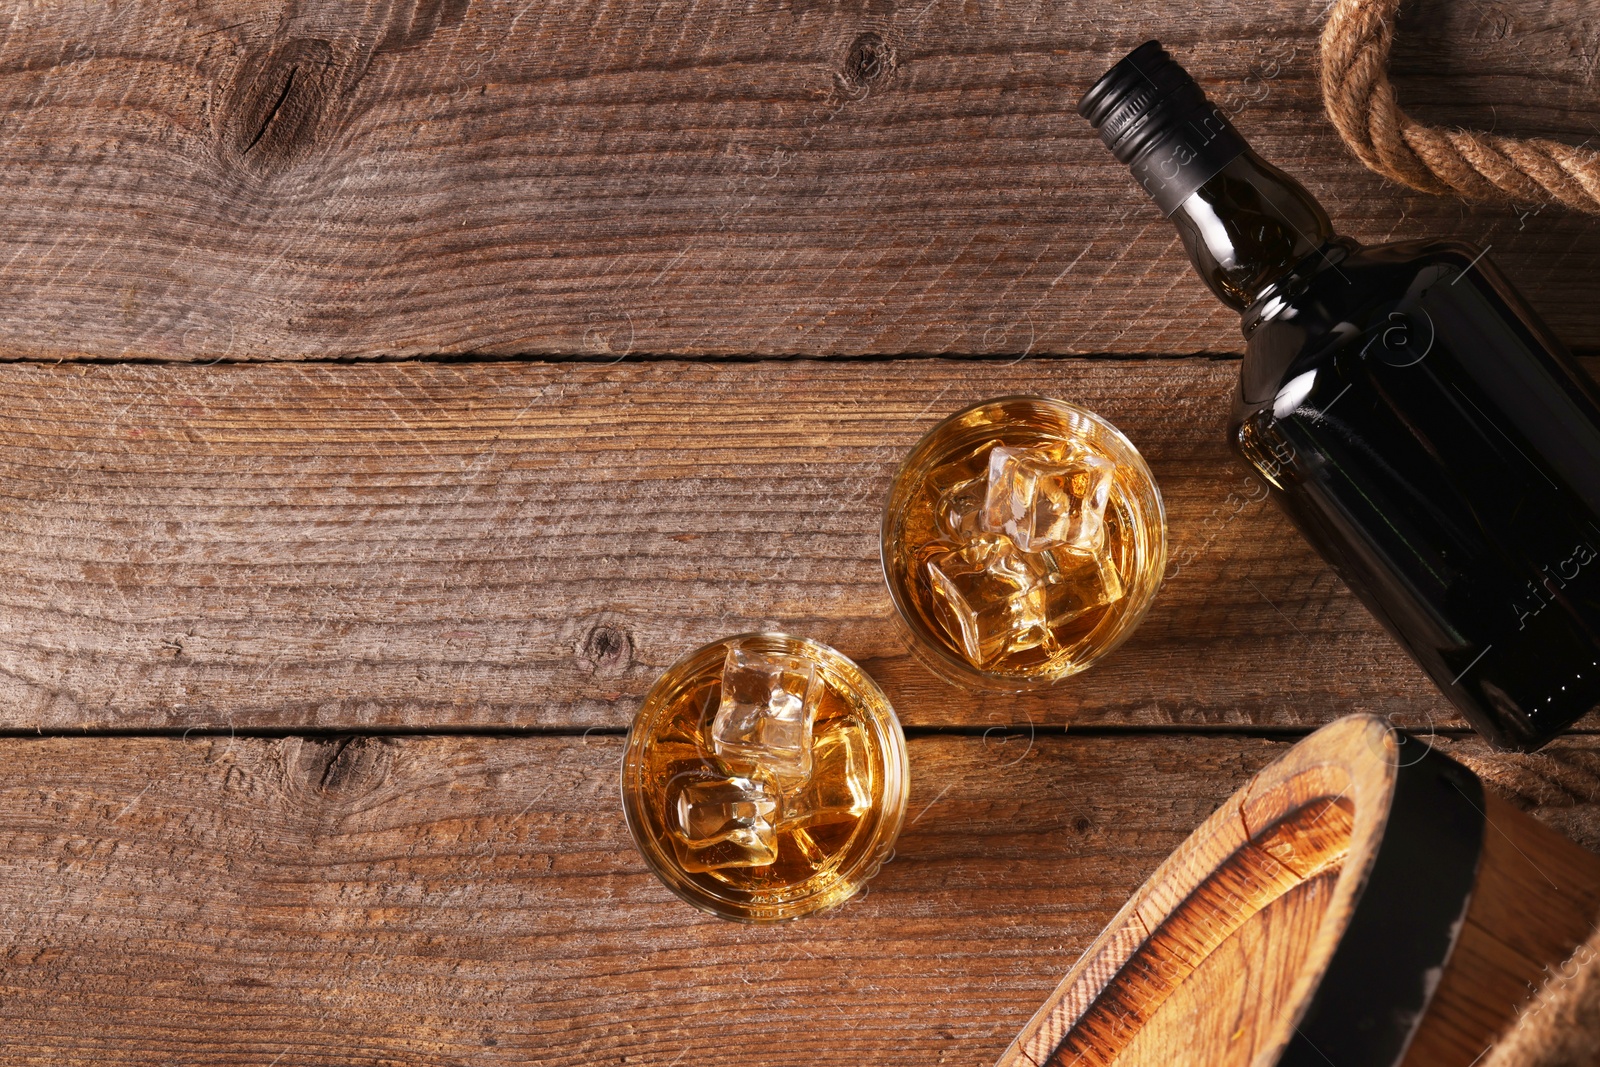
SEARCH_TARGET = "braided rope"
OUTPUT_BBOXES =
[1320,0,1600,214]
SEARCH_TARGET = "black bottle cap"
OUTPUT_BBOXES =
[1077,41,1249,216]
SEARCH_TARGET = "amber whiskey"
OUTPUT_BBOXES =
[621,633,907,921]
[881,396,1166,689]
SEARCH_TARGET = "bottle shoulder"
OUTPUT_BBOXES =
[1243,239,1483,332]
[1235,238,1489,410]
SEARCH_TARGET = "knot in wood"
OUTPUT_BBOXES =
[844,32,894,91]
[222,37,336,170]
[305,736,392,798]
[580,623,633,675]
[215,2,472,174]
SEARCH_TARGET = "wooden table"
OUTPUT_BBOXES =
[3,2,1599,1063]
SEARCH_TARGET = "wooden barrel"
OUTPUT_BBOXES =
[999,715,1600,1067]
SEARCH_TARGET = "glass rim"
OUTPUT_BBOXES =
[878,394,1167,691]
[620,631,909,922]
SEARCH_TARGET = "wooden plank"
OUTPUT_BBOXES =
[0,356,1497,732]
[0,1,1596,360]
[1,731,1596,1065]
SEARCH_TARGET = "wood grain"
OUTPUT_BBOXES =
[1112,875,1339,1067]
[1400,791,1600,1067]
[1390,0,1600,145]
[0,732,1259,1066]
[1,730,1598,1066]
[0,356,1503,732]
[6,5,1598,1064]
[0,1,1596,361]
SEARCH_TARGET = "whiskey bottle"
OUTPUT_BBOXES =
[1080,41,1600,750]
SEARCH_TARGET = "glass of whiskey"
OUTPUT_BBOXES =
[621,633,908,922]
[881,395,1165,690]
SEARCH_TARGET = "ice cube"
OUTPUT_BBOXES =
[1040,545,1125,627]
[711,646,820,780]
[982,445,1116,553]
[778,722,872,830]
[934,475,989,541]
[925,535,1051,667]
[666,770,778,872]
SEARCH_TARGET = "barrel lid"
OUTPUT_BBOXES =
[996,715,1486,1067]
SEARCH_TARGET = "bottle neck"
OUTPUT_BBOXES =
[1167,150,1337,312]
[1076,41,1340,313]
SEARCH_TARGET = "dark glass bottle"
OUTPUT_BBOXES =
[1080,41,1600,751]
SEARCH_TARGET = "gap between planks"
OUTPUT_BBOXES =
[3,724,1596,741]
[0,349,1597,366]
